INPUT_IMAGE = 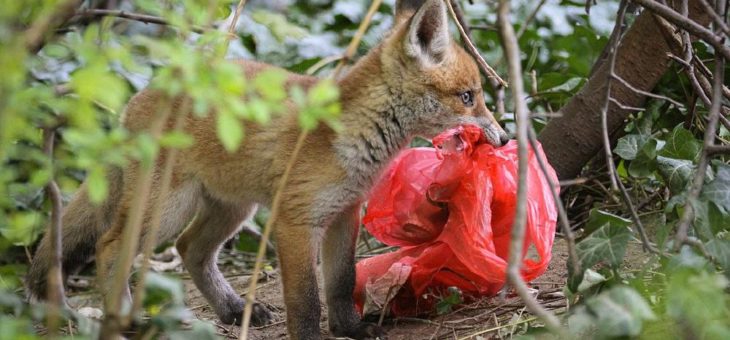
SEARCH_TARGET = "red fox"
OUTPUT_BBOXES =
[26,0,508,338]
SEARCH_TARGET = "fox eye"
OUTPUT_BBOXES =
[459,90,474,107]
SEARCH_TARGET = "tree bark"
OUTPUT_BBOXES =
[538,0,711,180]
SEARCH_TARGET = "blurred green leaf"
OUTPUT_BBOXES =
[585,286,656,338]
[703,164,730,211]
[216,111,244,152]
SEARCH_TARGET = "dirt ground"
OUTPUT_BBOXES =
[187,239,574,340]
[63,237,646,339]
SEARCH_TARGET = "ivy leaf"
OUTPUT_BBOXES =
[614,134,646,160]
[660,125,702,161]
[656,156,692,194]
[628,138,658,177]
[705,239,730,279]
[702,164,730,211]
[582,209,631,237]
[586,286,656,338]
[570,215,632,292]
[216,111,244,152]
[577,223,632,270]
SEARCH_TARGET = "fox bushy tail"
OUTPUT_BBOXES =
[25,167,123,301]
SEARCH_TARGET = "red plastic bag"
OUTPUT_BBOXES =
[354,125,559,316]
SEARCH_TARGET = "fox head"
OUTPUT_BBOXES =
[381,0,509,147]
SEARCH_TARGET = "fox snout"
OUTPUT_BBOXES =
[463,115,509,147]
[484,123,510,147]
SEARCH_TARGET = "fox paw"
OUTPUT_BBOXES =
[333,322,386,340]
[218,300,274,326]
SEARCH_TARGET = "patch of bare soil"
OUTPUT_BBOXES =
[189,240,574,340]
[62,237,648,339]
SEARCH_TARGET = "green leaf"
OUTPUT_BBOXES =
[254,69,287,102]
[628,138,658,178]
[87,166,108,204]
[659,125,701,161]
[577,222,632,270]
[656,156,692,194]
[159,131,194,149]
[705,239,730,278]
[216,112,244,152]
[582,209,632,237]
[586,286,656,338]
[702,164,730,211]
[307,79,339,106]
[251,9,308,41]
[667,269,730,338]
[614,134,646,160]
[144,272,185,308]
[0,212,42,246]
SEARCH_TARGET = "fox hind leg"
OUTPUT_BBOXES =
[176,195,273,326]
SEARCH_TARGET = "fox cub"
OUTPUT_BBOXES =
[26,0,508,339]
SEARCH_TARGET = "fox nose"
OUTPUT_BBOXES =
[498,132,510,146]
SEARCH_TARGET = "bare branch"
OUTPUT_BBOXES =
[240,2,382,338]
[333,0,383,78]
[631,0,730,61]
[445,0,506,116]
[445,0,508,87]
[528,128,580,278]
[69,9,209,34]
[516,0,547,39]
[130,99,190,317]
[497,0,562,333]
[600,0,658,254]
[599,0,628,193]
[611,72,685,108]
[698,0,730,36]
[101,99,175,337]
[42,125,65,338]
[674,24,726,251]
[706,144,730,155]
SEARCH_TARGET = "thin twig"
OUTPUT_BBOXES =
[240,130,309,340]
[528,127,580,278]
[69,9,209,34]
[706,144,730,155]
[239,2,382,337]
[332,0,383,78]
[631,0,730,61]
[227,0,248,37]
[42,125,65,339]
[674,16,726,251]
[698,0,730,36]
[600,0,628,193]
[130,99,190,317]
[446,0,506,116]
[611,72,685,108]
[305,55,343,75]
[497,0,562,333]
[101,99,175,336]
[516,0,547,39]
[445,0,507,87]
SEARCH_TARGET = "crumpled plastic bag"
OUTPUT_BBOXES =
[354,125,559,316]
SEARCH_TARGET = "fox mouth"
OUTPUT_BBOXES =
[482,127,506,147]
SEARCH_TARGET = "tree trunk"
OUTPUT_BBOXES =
[538,0,711,180]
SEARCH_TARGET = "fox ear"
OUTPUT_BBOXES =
[404,0,451,66]
[394,0,426,24]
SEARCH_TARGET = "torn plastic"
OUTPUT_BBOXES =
[354,125,559,316]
